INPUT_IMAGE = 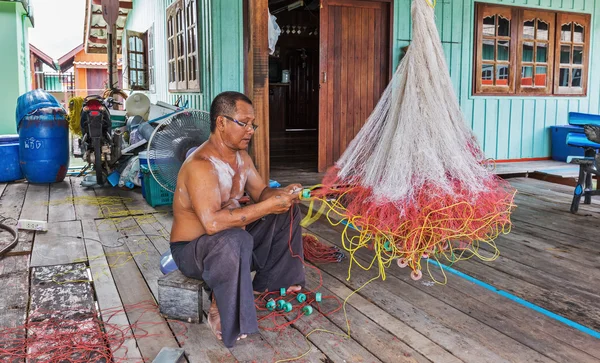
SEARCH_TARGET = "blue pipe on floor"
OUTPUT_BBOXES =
[340,219,600,339]
[428,260,600,339]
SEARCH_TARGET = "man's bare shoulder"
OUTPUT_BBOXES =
[239,150,257,169]
[180,155,217,182]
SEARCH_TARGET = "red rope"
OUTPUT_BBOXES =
[251,206,342,332]
[302,234,344,263]
[0,300,188,363]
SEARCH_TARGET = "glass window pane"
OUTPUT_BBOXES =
[560,45,571,64]
[497,41,510,61]
[498,16,510,36]
[535,66,547,87]
[559,68,570,87]
[129,37,135,49]
[561,23,572,42]
[496,65,509,86]
[537,20,549,40]
[523,42,534,62]
[536,43,548,63]
[482,39,494,61]
[573,46,583,64]
[137,37,144,52]
[574,24,584,43]
[482,64,493,85]
[483,16,495,36]
[572,68,582,87]
[523,19,534,39]
[521,66,533,86]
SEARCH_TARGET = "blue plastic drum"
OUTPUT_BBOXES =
[18,107,70,183]
[0,135,23,182]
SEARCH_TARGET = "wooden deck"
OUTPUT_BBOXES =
[0,176,599,363]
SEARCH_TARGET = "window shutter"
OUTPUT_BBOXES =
[516,10,555,95]
[553,12,590,95]
[474,4,518,95]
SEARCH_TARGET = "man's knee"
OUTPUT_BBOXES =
[215,228,253,256]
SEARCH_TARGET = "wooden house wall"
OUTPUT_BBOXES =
[395,0,600,160]
[124,0,245,112]
[126,0,600,160]
[0,1,32,134]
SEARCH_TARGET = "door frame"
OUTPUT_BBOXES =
[318,0,394,172]
[244,0,271,182]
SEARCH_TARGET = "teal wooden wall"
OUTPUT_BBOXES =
[127,0,598,160]
[394,0,600,160]
[125,0,244,112]
[0,1,32,134]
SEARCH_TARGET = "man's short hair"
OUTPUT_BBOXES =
[210,91,253,133]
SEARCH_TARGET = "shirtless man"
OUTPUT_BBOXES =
[169,91,306,348]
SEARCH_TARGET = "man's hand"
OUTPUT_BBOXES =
[283,183,303,195]
[267,191,299,214]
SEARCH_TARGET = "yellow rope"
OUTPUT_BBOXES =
[67,96,84,136]
[300,187,515,282]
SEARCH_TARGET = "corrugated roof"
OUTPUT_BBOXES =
[83,0,132,54]
[73,58,123,68]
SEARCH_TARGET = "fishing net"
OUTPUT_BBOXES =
[302,0,517,281]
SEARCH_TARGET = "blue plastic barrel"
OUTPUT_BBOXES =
[0,135,23,182]
[16,89,61,129]
[19,108,70,183]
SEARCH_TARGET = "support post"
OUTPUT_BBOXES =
[246,0,270,183]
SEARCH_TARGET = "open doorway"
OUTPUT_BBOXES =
[268,0,320,173]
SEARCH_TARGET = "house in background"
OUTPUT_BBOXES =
[58,44,123,99]
[83,0,600,180]
[29,44,77,107]
[0,0,34,134]
[30,44,57,89]
[84,0,393,180]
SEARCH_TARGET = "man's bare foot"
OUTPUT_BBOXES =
[207,296,222,341]
[287,285,302,294]
[253,288,268,296]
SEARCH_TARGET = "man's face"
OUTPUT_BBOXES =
[222,100,256,150]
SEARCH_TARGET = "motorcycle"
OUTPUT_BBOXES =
[79,95,123,186]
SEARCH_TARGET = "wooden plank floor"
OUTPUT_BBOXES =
[0,176,599,363]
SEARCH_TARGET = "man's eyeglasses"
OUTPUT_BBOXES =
[222,115,258,131]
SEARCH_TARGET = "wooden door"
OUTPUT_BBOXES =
[86,69,109,95]
[288,48,319,130]
[319,0,392,172]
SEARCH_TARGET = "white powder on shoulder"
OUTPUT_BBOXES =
[208,156,235,194]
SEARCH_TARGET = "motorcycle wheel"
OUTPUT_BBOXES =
[93,138,105,185]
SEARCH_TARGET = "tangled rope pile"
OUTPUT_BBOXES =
[302,233,345,264]
[0,301,187,363]
[301,0,516,282]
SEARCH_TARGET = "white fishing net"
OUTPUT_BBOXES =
[336,0,488,203]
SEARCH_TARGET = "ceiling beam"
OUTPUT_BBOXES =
[91,0,133,9]
[89,36,108,44]
[91,25,124,30]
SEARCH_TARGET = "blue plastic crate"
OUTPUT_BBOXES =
[550,125,585,162]
[140,165,173,207]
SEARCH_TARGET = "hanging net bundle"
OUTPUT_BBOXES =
[302,0,517,281]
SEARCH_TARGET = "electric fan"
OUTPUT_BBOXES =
[146,110,211,193]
